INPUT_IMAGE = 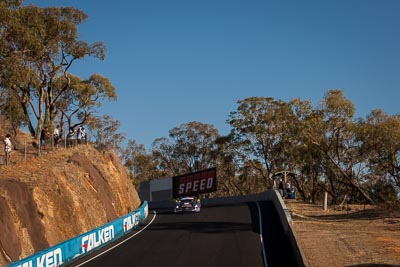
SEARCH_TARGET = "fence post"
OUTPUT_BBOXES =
[24,139,27,161]
[64,131,67,149]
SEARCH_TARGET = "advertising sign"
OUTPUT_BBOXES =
[172,168,217,198]
[8,202,148,267]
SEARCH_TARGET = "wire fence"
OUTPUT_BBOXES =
[1,133,89,166]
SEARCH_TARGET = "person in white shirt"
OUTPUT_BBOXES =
[286,181,291,194]
[53,125,60,147]
[3,134,12,165]
[77,126,86,144]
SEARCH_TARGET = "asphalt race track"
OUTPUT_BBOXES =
[69,201,298,267]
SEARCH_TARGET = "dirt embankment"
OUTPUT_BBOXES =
[0,146,141,266]
[286,200,400,267]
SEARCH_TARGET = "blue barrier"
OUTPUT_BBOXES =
[8,201,149,267]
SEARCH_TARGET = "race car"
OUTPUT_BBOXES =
[174,196,201,213]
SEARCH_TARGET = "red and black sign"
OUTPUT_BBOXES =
[172,168,217,198]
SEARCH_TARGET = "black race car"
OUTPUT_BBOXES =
[174,196,201,213]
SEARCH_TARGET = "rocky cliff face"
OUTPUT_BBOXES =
[0,146,141,266]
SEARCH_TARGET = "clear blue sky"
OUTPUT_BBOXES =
[25,0,400,149]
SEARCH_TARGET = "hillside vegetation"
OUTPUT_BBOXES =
[0,145,141,266]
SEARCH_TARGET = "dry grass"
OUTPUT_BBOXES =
[286,200,400,267]
[1,129,78,166]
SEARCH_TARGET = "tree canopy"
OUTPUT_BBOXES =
[122,89,400,205]
[0,1,116,142]
[0,3,398,205]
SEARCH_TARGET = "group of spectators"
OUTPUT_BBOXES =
[39,124,87,150]
[278,179,296,199]
[66,125,87,147]
[2,124,87,166]
[40,125,87,150]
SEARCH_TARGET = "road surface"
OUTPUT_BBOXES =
[70,201,297,267]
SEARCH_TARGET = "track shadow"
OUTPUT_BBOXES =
[304,209,389,222]
[146,221,252,234]
[247,201,300,267]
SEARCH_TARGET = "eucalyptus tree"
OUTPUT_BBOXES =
[284,98,325,202]
[121,139,163,185]
[151,121,219,176]
[0,2,115,142]
[227,97,299,189]
[151,136,179,177]
[0,86,26,137]
[86,115,125,153]
[213,134,247,196]
[357,109,400,201]
[54,73,116,133]
[309,90,373,204]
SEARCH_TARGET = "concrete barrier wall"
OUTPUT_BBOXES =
[138,178,173,201]
[7,201,149,267]
[202,190,307,267]
[268,191,309,267]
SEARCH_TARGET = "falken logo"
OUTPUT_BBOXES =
[81,225,114,253]
[123,212,140,232]
[15,248,63,267]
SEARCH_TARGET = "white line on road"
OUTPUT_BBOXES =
[256,202,268,267]
[75,211,157,267]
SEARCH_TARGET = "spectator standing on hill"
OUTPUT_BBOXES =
[53,125,60,148]
[3,134,12,165]
[40,127,50,150]
[77,125,86,144]
[67,127,76,147]
[286,180,291,195]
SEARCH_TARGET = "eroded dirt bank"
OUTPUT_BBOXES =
[0,146,141,266]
